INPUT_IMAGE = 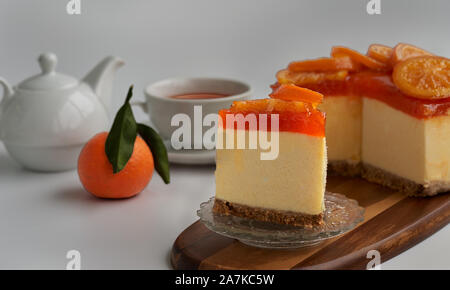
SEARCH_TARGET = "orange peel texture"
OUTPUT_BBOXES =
[269,84,323,107]
[331,46,389,71]
[276,69,348,86]
[391,43,434,66]
[393,56,450,99]
[367,44,393,65]
[288,56,359,72]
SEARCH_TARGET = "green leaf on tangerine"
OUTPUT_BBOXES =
[137,123,170,184]
[105,86,138,173]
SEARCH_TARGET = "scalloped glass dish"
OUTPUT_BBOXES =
[197,192,365,249]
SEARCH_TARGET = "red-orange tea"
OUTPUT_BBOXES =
[170,93,228,100]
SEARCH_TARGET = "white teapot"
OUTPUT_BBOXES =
[0,53,124,171]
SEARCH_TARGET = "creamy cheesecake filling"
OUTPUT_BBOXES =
[215,127,326,215]
[362,97,450,185]
[318,95,361,164]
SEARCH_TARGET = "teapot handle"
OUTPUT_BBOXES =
[0,77,14,110]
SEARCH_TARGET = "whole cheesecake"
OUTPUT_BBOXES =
[275,43,450,196]
[213,85,327,227]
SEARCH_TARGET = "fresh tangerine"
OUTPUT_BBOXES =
[78,132,154,199]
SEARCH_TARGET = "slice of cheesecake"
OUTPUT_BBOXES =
[213,85,327,227]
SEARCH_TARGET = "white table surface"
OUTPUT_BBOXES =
[0,143,448,270]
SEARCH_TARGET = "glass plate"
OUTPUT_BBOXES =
[197,192,365,249]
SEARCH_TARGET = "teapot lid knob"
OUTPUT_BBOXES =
[16,52,78,91]
[38,52,58,74]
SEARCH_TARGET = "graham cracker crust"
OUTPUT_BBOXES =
[362,163,450,197]
[213,198,324,227]
[328,160,362,177]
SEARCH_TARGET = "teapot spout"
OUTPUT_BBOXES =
[82,56,124,115]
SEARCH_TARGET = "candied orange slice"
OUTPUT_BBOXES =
[270,84,323,105]
[393,56,450,99]
[391,43,433,65]
[288,56,358,72]
[276,69,348,86]
[367,44,393,64]
[331,46,389,70]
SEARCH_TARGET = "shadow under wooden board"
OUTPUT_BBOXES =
[171,176,450,270]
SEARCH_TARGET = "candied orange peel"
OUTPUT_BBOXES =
[269,84,323,106]
[367,44,393,65]
[277,43,448,101]
[331,46,389,71]
[393,56,450,99]
[391,43,433,65]
[276,69,348,86]
[288,56,359,72]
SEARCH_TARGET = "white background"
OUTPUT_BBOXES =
[0,0,449,269]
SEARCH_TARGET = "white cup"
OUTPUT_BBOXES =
[133,77,252,150]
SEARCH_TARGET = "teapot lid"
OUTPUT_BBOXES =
[17,53,78,91]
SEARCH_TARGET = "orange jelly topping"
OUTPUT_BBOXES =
[298,71,450,119]
[218,99,325,137]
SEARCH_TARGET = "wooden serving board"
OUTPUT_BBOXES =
[171,176,450,269]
